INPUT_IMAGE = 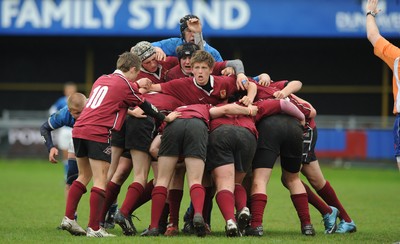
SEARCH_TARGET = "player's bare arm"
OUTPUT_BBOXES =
[366,0,382,46]
[274,80,302,99]
[210,103,258,119]
[239,81,257,106]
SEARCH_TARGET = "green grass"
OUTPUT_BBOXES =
[0,159,399,243]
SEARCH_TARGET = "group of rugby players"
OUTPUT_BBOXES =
[42,14,356,238]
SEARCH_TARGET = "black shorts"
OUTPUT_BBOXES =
[252,114,303,173]
[159,118,208,161]
[73,138,111,163]
[111,119,126,148]
[125,116,155,152]
[206,125,256,173]
[110,118,131,159]
[302,126,318,164]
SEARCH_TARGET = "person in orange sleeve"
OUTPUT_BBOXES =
[366,0,400,171]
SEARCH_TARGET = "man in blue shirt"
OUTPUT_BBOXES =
[152,14,223,62]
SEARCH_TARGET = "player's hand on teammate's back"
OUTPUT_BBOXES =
[273,90,287,100]
[249,105,258,116]
[137,78,152,90]
[239,95,253,107]
[154,47,166,61]
[258,73,271,86]
[221,67,235,76]
[164,111,181,123]
[128,107,147,118]
[236,73,248,91]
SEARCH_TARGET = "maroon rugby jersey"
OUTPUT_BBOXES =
[143,92,184,114]
[165,61,228,81]
[254,80,288,101]
[158,104,212,133]
[255,80,313,120]
[210,115,258,138]
[160,75,237,105]
[73,70,145,143]
[175,104,212,124]
[287,96,313,119]
[136,56,178,84]
[254,99,283,123]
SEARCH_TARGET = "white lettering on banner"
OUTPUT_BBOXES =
[8,128,43,146]
[1,0,121,29]
[16,0,41,28]
[83,0,100,28]
[98,0,122,28]
[128,0,250,30]
[336,12,400,32]
[1,0,250,31]
[167,0,190,29]
[128,1,151,29]
[223,0,249,29]
[42,0,69,28]
[1,0,19,28]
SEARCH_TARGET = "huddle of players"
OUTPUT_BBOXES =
[104,36,315,238]
[55,14,356,238]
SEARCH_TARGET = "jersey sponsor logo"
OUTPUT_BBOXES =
[103,145,112,155]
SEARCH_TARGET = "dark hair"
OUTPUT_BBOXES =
[176,43,200,60]
[179,14,199,38]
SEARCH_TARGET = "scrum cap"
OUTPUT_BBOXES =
[131,41,155,62]
[176,43,200,60]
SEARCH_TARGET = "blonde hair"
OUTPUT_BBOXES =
[190,50,215,68]
[117,52,141,72]
[67,92,87,110]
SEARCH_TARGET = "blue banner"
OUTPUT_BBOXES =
[0,0,399,37]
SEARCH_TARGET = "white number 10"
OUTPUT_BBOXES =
[86,85,108,109]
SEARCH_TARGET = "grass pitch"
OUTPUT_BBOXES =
[0,159,399,243]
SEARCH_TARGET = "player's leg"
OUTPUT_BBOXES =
[213,164,238,237]
[165,163,186,236]
[86,157,115,237]
[141,155,178,236]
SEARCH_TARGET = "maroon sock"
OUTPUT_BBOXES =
[250,193,267,227]
[291,193,311,227]
[150,186,168,228]
[168,189,183,226]
[317,181,351,222]
[302,181,331,216]
[216,190,236,221]
[88,187,105,231]
[189,184,205,215]
[65,181,87,219]
[100,181,121,222]
[234,184,247,211]
[132,179,154,212]
[119,182,144,217]
[202,186,214,224]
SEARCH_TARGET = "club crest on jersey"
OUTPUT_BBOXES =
[220,89,227,99]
